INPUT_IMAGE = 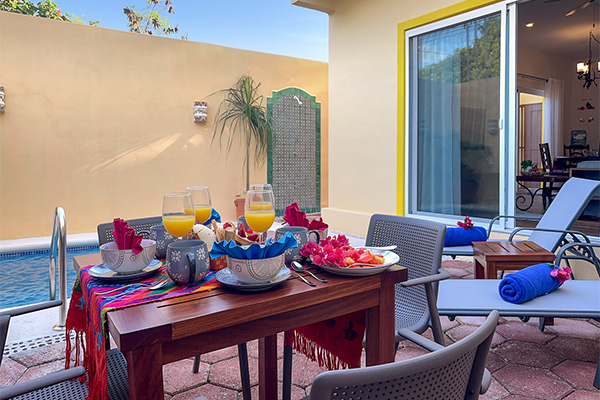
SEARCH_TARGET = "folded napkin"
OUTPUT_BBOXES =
[498,263,568,304]
[112,218,144,254]
[283,202,329,231]
[203,208,221,226]
[210,231,298,260]
[444,226,487,247]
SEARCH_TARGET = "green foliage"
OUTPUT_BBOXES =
[419,14,501,83]
[123,0,183,37]
[0,0,98,25]
[211,75,273,191]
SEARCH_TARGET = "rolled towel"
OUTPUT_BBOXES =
[498,263,562,304]
[444,226,487,247]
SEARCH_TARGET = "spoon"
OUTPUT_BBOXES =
[290,270,316,286]
[291,261,327,283]
[357,245,397,251]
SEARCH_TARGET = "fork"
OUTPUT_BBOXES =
[96,279,168,296]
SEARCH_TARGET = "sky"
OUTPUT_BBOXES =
[55,0,329,61]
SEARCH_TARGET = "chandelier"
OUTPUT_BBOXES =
[576,31,600,89]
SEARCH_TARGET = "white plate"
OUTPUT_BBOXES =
[216,267,291,292]
[89,259,162,282]
[319,250,399,276]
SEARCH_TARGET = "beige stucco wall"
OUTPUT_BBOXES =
[322,0,462,236]
[0,11,328,240]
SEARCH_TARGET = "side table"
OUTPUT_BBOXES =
[472,241,556,279]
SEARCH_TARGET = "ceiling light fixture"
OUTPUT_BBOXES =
[576,30,600,89]
[525,22,534,28]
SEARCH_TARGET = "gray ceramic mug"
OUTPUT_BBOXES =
[275,226,320,265]
[166,240,209,285]
[149,224,178,259]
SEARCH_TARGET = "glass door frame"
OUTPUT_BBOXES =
[404,0,518,231]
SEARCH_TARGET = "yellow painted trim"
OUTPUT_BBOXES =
[397,0,502,216]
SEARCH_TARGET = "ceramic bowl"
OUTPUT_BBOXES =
[226,253,285,283]
[100,239,157,274]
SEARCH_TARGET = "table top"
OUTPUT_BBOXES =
[473,241,555,261]
[74,254,407,357]
[516,174,569,183]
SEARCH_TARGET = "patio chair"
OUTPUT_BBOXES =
[97,219,251,400]
[283,215,451,400]
[436,243,600,389]
[443,177,600,258]
[0,300,129,400]
[97,216,162,244]
[307,310,499,400]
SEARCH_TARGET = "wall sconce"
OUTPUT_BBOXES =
[193,101,207,122]
[0,87,5,112]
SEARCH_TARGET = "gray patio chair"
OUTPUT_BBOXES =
[444,177,600,258]
[97,219,251,400]
[437,243,600,389]
[283,215,451,400]
[97,216,162,245]
[307,310,499,400]
[0,300,129,400]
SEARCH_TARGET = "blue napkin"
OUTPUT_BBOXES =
[444,226,487,247]
[203,208,221,226]
[210,231,298,260]
[498,263,562,304]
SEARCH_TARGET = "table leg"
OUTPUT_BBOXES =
[484,261,497,279]
[125,342,163,400]
[365,275,396,366]
[259,335,278,400]
[474,259,485,279]
[542,182,549,209]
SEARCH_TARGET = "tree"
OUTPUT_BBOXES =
[211,75,273,192]
[0,0,97,25]
[123,0,185,38]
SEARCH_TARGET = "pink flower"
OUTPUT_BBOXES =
[550,265,572,285]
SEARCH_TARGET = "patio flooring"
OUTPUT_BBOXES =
[1,257,599,399]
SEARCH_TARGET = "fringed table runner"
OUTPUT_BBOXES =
[284,310,366,369]
[65,264,219,400]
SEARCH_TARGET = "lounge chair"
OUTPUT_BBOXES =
[306,310,499,400]
[0,300,129,399]
[443,177,600,258]
[436,242,600,389]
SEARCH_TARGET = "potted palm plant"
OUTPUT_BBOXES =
[212,75,272,194]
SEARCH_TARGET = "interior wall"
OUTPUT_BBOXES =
[518,45,600,152]
[0,11,328,240]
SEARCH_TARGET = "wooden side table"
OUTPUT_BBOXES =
[472,241,556,279]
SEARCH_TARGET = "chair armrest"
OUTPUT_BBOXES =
[488,215,540,238]
[508,227,591,244]
[0,366,86,399]
[0,300,62,319]
[400,268,451,288]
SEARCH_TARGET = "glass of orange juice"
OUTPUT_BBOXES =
[162,192,195,239]
[186,186,212,224]
[244,190,275,242]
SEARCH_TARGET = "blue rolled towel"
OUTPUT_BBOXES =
[444,226,487,247]
[498,263,562,304]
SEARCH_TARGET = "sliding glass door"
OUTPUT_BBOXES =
[406,2,516,224]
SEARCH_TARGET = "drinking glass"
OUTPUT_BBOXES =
[186,186,212,224]
[244,190,275,241]
[250,183,273,192]
[162,192,195,239]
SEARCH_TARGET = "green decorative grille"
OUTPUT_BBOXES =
[267,88,321,216]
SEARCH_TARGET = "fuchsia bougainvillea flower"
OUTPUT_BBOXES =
[457,216,474,229]
[549,264,572,285]
[299,235,351,267]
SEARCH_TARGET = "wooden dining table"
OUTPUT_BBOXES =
[74,254,407,400]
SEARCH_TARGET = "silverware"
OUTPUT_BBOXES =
[290,270,316,286]
[96,278,168,296]
[357,245,397,251]
[291,261,327,283]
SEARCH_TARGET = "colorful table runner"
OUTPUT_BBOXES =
[65,263,365,399]
[65,264,219,400]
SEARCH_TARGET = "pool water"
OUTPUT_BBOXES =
[0,246,99,310]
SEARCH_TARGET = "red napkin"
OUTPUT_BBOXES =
[283,202,328,231]
[112,218,144,254]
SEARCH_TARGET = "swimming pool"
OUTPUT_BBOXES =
[0,246,99,310]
